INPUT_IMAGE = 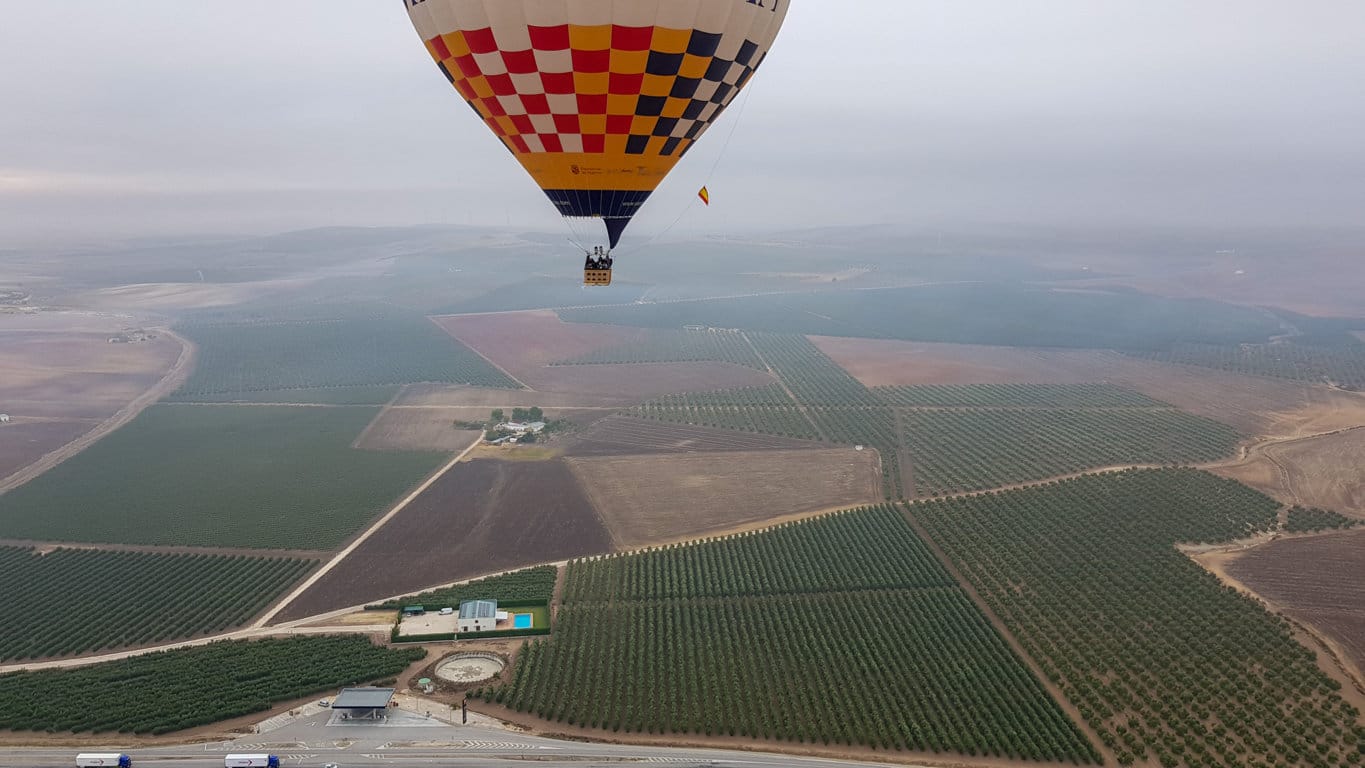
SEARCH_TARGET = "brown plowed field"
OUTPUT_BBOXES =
[1227,529,1365,679]
[275,458,612,620]
[1214,428,1365,516]
[565,448,881,549]
[566,415,827,456]
[0,324,181,483]
[354,407,482,452]
[810,335,1365,437]
[435,312,773,402]
[0,421,97,480]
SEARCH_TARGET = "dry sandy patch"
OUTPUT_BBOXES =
[566,447,881,549]
[354,407,483,452]
[1213,428,1365,517]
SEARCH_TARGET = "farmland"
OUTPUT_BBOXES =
[437,312,773,402]
[353,406,484,452]
[915,469,1363,768]
[0,636,423,735]
[635,388,821,441]
[1285,506,1360,532]
[0,322,183,481]
[1227,528,1365,680]
[900,408,1241,495]
[555,328,762,369]
[1136,340,1365,390]
[1215,428,1365,516]
[874,383,1166,408]
[276,458,611,620]
[170,308,518,401]
[810,336,1365,437]
[0,405,448,550]
[372,565,557,610]
[0,546,314,661]
[558,283,1281,350]
[564,448,880,548]
[490,505,1097,762]
[568,415,827,456]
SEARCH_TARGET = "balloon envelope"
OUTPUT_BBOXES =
[406,0,790,247]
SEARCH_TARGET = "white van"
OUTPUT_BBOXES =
[439,607,454,615]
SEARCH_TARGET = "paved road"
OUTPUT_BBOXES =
[0,710,908,768]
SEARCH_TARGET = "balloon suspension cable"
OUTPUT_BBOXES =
[618,82,759,257]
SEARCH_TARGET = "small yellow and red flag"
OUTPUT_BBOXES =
[698,186,710,206]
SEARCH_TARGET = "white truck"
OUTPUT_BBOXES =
[75,755,131,768]
[224,755,280,768]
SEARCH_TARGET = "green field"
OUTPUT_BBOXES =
[0,546,314,661]
[555,328,763,368]
[559,283,1281,351]
[915,469,1363,768]
[371,565,558,610]
[900,408,1241,495]
[0,405,448,549]
[490,506,1097,762]
[0,636,423,735]
[170,308,517,402]
[635,384,821,441]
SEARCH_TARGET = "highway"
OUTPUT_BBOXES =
[0,710,910,768]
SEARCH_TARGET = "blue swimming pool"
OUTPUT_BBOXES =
[513,614,533,629]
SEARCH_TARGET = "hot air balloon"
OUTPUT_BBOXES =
[405,0,790,284]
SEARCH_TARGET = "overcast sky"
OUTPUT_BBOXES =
[3,1,1364,246]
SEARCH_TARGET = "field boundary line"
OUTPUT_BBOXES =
[896,503,1114,764]
[0,327,196,495]
[429,316,533,391]
[253,431,487,628]
[739,331,826,441]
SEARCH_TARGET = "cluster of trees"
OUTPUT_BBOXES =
[1284,506,1361,533]
[371,565,558,610]
[874,383,1165,409]
[917,469,1363,768]
[747,333,881,406]
[1134,341,1365,391]
[565,505,953,603]
[0,636,423,735]
[488,505,1096,761]
[170,309,517,400]
[554,328,762,369]
[0,547,314,662]
[900,408,1241,495]
[634,390,821,442]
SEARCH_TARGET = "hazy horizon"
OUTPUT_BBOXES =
[4,1,1365,246]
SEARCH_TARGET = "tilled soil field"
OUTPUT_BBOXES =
[1227,529,1365,678]
[565,448,881,549]
[0,327,182,483]
[275,458,612,620]
[565,415,828,456]
[0,421,97,480]
[434,312,773,402]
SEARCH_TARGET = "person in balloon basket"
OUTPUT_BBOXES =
[586,246,613,271]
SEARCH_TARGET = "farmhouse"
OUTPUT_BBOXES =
[502,421,546,435]
[457,599,499,633]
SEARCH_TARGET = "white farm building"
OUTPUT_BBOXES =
[458,600,499,633]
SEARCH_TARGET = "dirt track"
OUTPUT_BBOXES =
[0,328,195,494]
